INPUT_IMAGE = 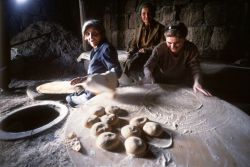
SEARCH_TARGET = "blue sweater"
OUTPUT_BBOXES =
[87,41,122,78]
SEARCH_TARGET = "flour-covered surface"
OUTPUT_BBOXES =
[66,84,250,167]
[0,91,73,167]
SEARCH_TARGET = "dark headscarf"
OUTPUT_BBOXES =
[137,1,156,18]
[164,21,188,38]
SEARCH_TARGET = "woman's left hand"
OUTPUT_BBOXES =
[138,48,145,53]
[70,76,87,85]
[193,82,212,96]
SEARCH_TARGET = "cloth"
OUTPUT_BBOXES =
[123,52,151,82]
[66,90,94,108]
[66,40,122,107]
[144,40,200,85]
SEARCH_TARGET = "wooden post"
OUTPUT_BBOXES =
[78,0,89,51]
[0,0,10,90]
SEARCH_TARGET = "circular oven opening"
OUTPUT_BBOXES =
[0,101,68,140]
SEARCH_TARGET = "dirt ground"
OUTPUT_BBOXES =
[0,89,74,167]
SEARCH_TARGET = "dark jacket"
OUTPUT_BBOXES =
[127,19,165,56]
[144,40,200,84]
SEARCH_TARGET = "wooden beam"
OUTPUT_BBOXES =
[78,0,89,51]
[0,0,10,90]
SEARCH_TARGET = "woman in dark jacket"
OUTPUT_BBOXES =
[123,2,164,83]
[144,21,211,96]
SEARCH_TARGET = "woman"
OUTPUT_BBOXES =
[123,2,164,82]
[66,19,122,107]
[144,21,211,96]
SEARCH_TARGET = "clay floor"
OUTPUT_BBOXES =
[0,90,74,167]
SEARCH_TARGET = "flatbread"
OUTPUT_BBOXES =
[36,81,75,94]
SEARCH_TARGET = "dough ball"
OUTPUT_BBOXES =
[100,114,119,126]
[96,132,120,151]
[121,125,141,139]
[91,122,111,137]
[124,136,147,157]
[105,106,123,115]
[89,106,105,117]
[143,122,163,137]
[129,116,148,128]
[83,115,100,128]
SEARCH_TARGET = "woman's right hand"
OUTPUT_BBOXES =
[143,68,154,84]
[143,76,155,84]
[70,76,87,85]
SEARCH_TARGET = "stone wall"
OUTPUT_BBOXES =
[104,0,250,62]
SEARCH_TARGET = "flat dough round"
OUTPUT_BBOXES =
[124,136,147,157]
[36,81,75,94]
[83,115,100,128]
[96,132,120,151]
[100,114,119,126]
[90,122,111,137]
[121,125,141,139]
[89,106,105,117]
[65,136,81,152]
[129,116,148,128]
[143,122,163,137]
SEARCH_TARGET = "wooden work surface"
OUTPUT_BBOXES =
[65,84,250,167]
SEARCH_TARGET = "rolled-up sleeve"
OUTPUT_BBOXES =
[186,45,200,79]
[144,47,160,77]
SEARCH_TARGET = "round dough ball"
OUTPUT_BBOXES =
[96,132,120,151]
[105,106,122,115]
[124,136,147,157]
[121,125,141,139]
[91,122,111,137]
[89,106,105,117]
[129,116,148,128]
[83,115,100,128]
[100,114,119,126]
[143,122,163,137]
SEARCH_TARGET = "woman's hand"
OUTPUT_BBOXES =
[138,48,146,53]
[143,76,155,84]
[70,76,87,85]
[193,81,212,96]
[143,68,154,84]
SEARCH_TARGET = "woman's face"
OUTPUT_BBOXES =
[166,36,185,54]
[84,27,102,48]
[141,7,152,25]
